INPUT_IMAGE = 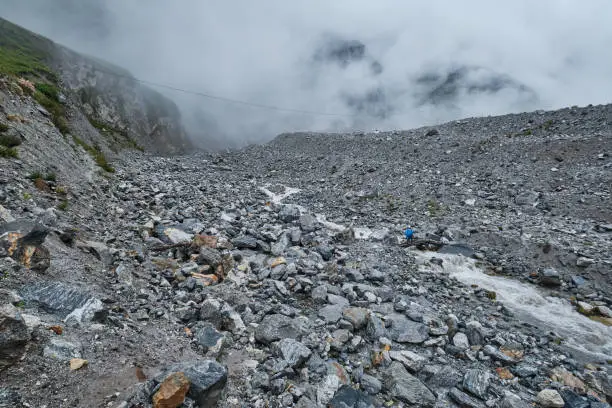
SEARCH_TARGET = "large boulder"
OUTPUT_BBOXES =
[0,220,50,272]
[255,314,305,344]
[383,362,435,407]
[0,299,30,371]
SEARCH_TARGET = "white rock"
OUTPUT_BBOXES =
[536,389,565,407]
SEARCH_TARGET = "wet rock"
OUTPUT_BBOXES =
[153,372,190,408]
[463,369,491,400]
[383,361,435,407]
[274,338,311,368]
[388,314,429,344]
[540,268,562,287]
[449,387,486,408]
[0,301,29,371]
[360,374,382,395]
[158,361,227,408]
[536,389,564,407]
[43,338,82,360]
[328,385,375,408]
[255,314,303,344]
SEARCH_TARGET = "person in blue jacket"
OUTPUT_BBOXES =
[404,227,414,241]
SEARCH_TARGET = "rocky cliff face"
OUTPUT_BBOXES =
[0,17,191,156]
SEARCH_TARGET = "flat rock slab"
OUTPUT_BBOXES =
[328,385,376,408]
[20,282,93,318]
[387,314,429,344]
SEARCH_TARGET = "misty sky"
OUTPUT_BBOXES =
[1,0,611,147]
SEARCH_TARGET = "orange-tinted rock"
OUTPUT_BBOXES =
[153,372,190,408]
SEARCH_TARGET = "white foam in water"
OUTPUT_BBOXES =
[414,251,612,362]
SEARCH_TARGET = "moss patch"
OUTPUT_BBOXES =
[0,133,21,148]
[33,82,69,134]
[0,146,18,158]
[72,136,115,173]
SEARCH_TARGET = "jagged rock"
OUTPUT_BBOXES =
[536,389,565,407]
[193,322,227,355]
[153,372,190,408]
[540,268,562,287]
[559,389,589,408]
[64,297,106,327]
[449,387,486,407]
[328,385,375,408]
[453,332,470,350]
[342,307,369,330]
[311,285,328,303]
[43,338,82,360]
[0,301,29,371]
[360,374,382,395]
[500,392,531,408]
[317,361,350,405]
[319,304,344,324]
[388,350,426,373]
[365,313,387,340]
[255,314,303,344]
[387,314,429,344]
[157,361,227,408]
[463,369,491,400]
[483,344,517,363]
[279,204,301,223]
[466,321,485,345]
[20,282,105,323]
[383,361,435,407]
[423,364,463,389]
[0,221,50,272]
[274,338,311,368]
[197,247,222,267]
[154,225,194,244]
[231,236,258,249]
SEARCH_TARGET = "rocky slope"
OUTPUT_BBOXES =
[0,17,191,155]
[1,72,611,408]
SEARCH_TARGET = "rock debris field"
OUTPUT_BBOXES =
[1,103,611,408]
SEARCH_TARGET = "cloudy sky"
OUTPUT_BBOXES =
[1,0,611,147]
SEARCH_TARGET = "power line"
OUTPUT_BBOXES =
[88,66,358,118]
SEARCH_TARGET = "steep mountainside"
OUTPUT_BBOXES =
[0,17,191,156]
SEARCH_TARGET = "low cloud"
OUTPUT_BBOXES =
[1,0,611,148]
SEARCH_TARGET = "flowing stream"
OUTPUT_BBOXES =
[414,251,612,362]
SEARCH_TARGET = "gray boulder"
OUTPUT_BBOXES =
[0,302,29,371]
[383,361,435,407]
[255,314,304,344]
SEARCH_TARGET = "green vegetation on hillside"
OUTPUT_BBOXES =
[0,18,56,82]
[72,136,115,173]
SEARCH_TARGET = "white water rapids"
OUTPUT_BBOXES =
[254,185,612,361]
[415,251,612,362]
